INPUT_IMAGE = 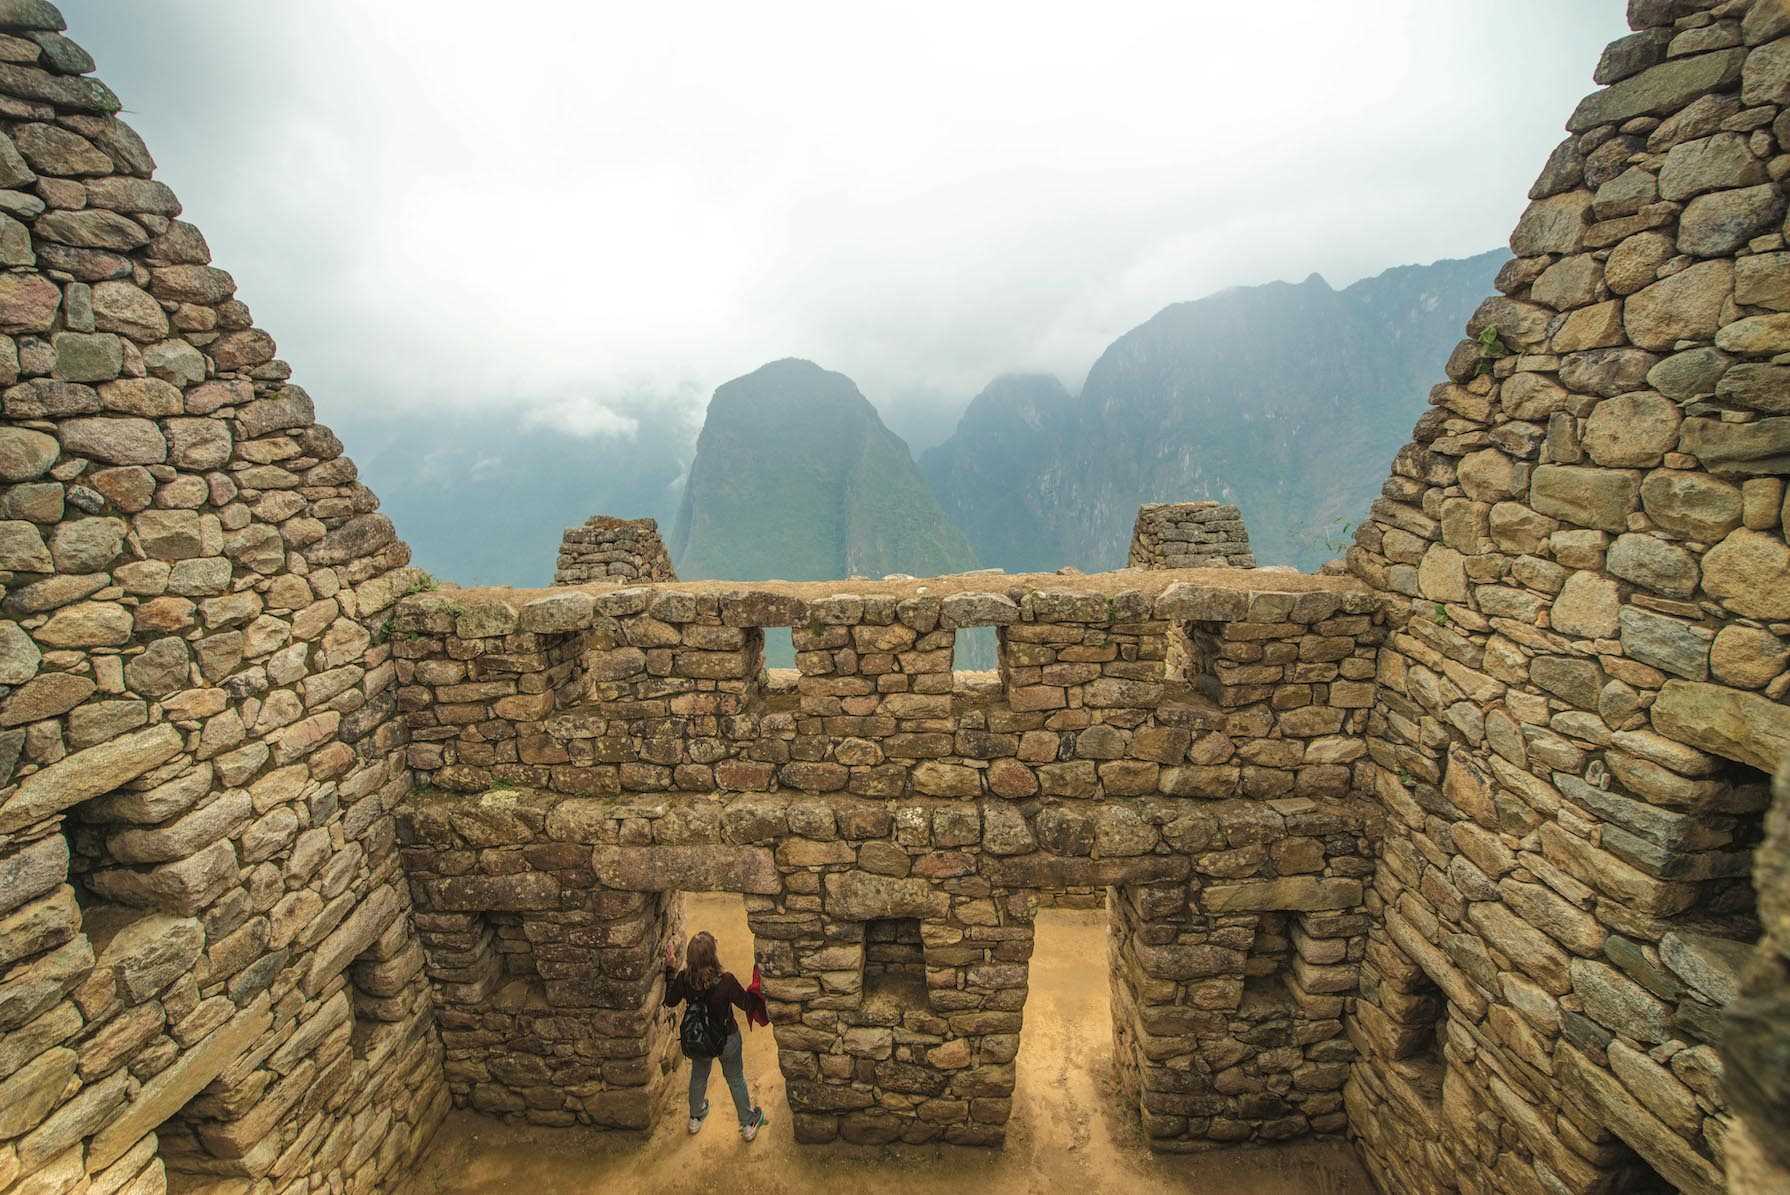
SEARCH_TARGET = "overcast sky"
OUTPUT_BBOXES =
[65,2,1628,438]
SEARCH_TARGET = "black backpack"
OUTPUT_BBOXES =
[679,990,726,1060]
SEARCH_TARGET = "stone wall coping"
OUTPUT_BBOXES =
[396,783,1375,847]
[394,568,1377,641]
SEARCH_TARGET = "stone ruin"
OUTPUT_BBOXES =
[394,569,1378,1147]
[1128,502,1256,570]
[550,516,676,586]
[1,2,1789,1194]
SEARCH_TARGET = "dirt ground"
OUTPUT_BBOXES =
[400,894,1375,1195]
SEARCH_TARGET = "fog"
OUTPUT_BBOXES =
[66,1,1628,437]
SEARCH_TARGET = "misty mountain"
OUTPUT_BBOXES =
[919,374,1077,573]
[670,359,978,582]
[921,250,1504,571]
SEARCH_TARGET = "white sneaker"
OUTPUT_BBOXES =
[688,1100,708,1134]
[741,1108,765,1142]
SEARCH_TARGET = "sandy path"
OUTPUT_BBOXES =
[400,894,1374,1195]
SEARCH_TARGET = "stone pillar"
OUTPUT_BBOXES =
[552,516,677,585]
[401,807,678,1129]
[1128,502,1256,569]
[1110,803,1369,1152]
[770,852,1035,1146]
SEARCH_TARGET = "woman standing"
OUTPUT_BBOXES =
[663,931,769,1140]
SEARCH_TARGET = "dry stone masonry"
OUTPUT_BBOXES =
[388,571,1381,1147]
[3,2,1790,1194]
[0,5,445,1195]
[1343,1,1790,1191]
[1128,502,1256,570]
[550,516,676,586]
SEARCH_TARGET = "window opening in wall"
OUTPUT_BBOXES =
[1164,622,1197,686]
[952,626,998,674]
[1683,759,1769,931]
[60,795,279,1191]
[761,626,795,671]
[1611,1156,1676,1194]
[1395,976,1447,1107]
[347,919,414,1064]
[1642,758,1769,1051]
[862,917,926,1013]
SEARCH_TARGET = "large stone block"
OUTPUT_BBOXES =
[87,995,272,1171]
[1651,680,1790,773]
[1557,1044,1723,1195]
[823,871,946,919]
[0,723,181,833]
[1199,877,1362,913]
[423,871,562,911]
[302,884,400,996]
[591,844,779,894]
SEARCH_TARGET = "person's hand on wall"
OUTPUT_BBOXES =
[665,939,678,970]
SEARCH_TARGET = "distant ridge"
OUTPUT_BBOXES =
[921,249,1505,571]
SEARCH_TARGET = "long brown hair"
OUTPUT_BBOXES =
[685,931,721,992]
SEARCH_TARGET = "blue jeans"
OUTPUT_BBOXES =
[689,1029,754,1125]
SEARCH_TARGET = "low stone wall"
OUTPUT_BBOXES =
[390,572,1380,807]
[1128,502,1255,569]
[387,570,1385,1148]
[396,785,1374,1148]
[551,516,676,585]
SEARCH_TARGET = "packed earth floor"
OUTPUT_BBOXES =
[396,895,1374,1195]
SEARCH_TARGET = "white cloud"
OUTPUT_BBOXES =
[521,397,643,440]
[67,1,1629,415]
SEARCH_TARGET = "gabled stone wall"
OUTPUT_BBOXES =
[1344,2,1790,1192]
[0,6,445,1195]
[551,516,676,586]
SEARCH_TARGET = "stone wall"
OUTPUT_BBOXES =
[1128,502,1256,569]
[551,516,676,586]
[0,7,446,1195]
[394,784,1375,1148]
[1343,2,1790,1192]
[386,570,1384,1148]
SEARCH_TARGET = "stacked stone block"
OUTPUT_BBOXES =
[551,516,676,585]
[385,570,1384,1148]
[389,574,1382,809]
[395,781,1373,1149]
[1128,502,1256,569]
[1345,2,1790,1192]
[0,7,446,1195]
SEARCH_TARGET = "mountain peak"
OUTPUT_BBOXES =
[672,360,976,581]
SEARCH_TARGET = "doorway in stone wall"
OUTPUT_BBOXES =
[1005,890,1119,1154]
[669,891,784,1139]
